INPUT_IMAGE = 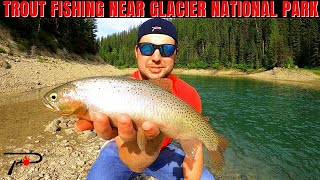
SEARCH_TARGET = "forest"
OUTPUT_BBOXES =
[0,18,99,55]
[1,18,319,71]
[99,18,320,70]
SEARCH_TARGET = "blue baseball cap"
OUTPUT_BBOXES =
[137,18,178,43]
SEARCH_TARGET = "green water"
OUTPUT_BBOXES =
[181,76,320,179]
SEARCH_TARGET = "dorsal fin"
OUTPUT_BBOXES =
[148,78,173,94]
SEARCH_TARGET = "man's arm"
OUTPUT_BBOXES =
[182,143,204,180]
[75,112,205,177]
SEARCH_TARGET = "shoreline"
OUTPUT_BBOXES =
[172,68,320,89]
[1,54,320,96]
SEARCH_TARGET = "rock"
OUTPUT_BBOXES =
[0,59,11,69]
[79,130,97,140]
[56,135,63,140]
[66,116,78,125]
[61,140,69,144]
[60,122,68,129]
[44,174,50,180]
[25,144,34,150]
[76,160,86,166]
[37,135,44,138]
[64,128,74,135]
[45,118,62,133]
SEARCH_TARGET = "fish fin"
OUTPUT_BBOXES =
[137,128,147,151]
[148,78,173,94]
[208,135,229,175]
[180,139,202,160]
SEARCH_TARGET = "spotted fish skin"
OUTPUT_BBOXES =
[43,76,228,174]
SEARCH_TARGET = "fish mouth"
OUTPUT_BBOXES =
[42,98,76,116]
[42,98,58,113]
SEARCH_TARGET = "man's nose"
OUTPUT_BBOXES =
[151,49,161,62]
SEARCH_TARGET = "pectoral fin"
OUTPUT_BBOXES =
[137,128,147,150]
[180,139,202,160]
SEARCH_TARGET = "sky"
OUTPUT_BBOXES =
[96,18,151,38]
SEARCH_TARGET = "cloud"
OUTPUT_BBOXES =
[96,18,151,38]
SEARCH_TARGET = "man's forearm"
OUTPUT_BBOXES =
[182,144,204,180]
[114,134,165,172]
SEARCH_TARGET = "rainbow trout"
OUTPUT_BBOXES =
[43,76,228,173]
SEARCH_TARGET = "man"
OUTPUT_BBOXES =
[74,18,214,180]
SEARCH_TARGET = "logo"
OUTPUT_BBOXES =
[3,152,43,175]
[152,26,162,32]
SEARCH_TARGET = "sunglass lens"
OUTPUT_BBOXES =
[160,45,175,57]
[140,44,154,56]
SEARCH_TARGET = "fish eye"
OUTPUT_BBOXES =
[50,93,58,101]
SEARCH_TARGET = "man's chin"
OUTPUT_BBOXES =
[148,73,164,79]
[146,71,169,79]
[140,69,171,79]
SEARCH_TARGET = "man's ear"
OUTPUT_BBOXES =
[176,47,179,55]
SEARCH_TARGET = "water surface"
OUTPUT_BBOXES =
[180,76,320,179]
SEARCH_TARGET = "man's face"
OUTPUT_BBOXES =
[135,34,177,80]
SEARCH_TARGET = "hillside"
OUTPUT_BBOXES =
[0,22,135,95]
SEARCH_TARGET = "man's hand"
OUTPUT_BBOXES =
[74,112,118,139]
[74,112,164,172]
[74,112,161,141]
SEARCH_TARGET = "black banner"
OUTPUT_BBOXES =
[0,0,319,18]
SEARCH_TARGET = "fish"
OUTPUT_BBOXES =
[43,76,228,174]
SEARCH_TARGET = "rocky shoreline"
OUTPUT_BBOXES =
[0,116,156,179]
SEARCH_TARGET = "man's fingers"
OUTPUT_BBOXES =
[91,112,118,140]
[117,113,137,142]
[74,120,94,132]
[142,121,160,140]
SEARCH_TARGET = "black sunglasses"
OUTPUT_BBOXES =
[137,43,177,57]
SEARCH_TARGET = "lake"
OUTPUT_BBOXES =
[180,75,320,179]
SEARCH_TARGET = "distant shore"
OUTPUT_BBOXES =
[172,68,320,89]
[1,53,320,95]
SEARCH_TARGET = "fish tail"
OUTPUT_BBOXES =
[218,135,228,153]
[208,135,228,175]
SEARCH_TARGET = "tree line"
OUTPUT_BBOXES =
[98,18,320,70]
[0,18,98,54]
